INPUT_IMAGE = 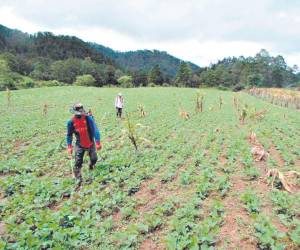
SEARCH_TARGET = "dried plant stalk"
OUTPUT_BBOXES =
[6,88,11,107]
[265,169,299,193]
[125,113,138,150]
[195,93,203,113]
[43,103,48,116]
[138,104,146,118]
[251,145,269,161]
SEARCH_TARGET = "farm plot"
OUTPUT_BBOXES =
[247,87,300,110]
[0,86,299,249]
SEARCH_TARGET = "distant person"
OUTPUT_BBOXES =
[66,103,102,185]
[115,93,124,118]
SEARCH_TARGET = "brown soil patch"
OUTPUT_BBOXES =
[0,221,5,236]
[269,145,285,167]
[14,139,22,150]
[135,157,194,216]
[48,201,64,211]
[134,178,163,203]
[134,156,196,249]
[217,173,257,249]
[139,237,160,250]
[112,209,122,223]
[48,193,71,211]
[215,141,257,249]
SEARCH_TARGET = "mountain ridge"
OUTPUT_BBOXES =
[0,24,200,78]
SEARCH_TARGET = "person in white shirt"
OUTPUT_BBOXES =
[115,93,124,118]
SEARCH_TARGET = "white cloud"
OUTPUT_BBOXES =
[0,6,43,33]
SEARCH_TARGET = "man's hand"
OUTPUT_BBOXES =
[67,145,73,155]
[96,141,102,150]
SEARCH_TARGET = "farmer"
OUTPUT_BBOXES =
[66,103,102,184]
[115,93,124,118]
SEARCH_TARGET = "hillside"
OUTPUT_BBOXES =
[0,24,200,88]
[0,24,112,64]
[0,24,299,90]
[91,43,200,78]
[0,87,299,249]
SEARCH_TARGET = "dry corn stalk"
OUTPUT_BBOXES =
[265,169,299,193]
[195,93,203,113]
[251,145,269,161]
[6,87,11,107]
[179,104,190,120]
[248,131,257,144]
[140,137,153,148]
[285,171,300,178]
[43,103,48,116]
[219,96,223,109]
[125,114,138,150]
[117,129,127,149]
[249,109,267,121]
[239,107,247,125]
[233,96,238,109]
[138,104,146,118]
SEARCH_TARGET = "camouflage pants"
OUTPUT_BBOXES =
[74,143,97,181]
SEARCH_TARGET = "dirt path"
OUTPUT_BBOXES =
[269,144,285,168]
[216,144,257,250]
[248,134,289,234]
[130,156,196,250]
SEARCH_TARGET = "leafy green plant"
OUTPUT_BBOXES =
[254,214,286,250]
[180,170,193,186]
[241,190,260,214]
[215,175,231,197]
[270,190,295,220]
[144,213,163,232]
[244,166,260,180]
[121,205,137,220]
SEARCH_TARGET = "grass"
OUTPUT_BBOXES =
[0,86,299,249]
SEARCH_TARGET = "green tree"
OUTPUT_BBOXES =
[133,71,148,86]
[247,73,263,86]
[117,75,133,88]
[74,74,96,86]
[148,65,164,85]
[175,61,192,87]
[50,58,82,83]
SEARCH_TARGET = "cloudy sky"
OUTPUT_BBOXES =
[0,0,299,66]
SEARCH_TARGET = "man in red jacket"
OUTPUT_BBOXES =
[66,103,102,184]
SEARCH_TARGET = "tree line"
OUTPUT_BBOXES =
[0,24,299,90]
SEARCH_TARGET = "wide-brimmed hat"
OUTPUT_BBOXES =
[118,92,122,96]
[70,103,87,115]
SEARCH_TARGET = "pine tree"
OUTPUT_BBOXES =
[175,61,192,87]
[148,64,164,85]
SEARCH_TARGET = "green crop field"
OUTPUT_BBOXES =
[0,86,299,249]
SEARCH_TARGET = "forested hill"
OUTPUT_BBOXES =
[0,24,113,65]
[91,43,200,78]
[199,51,299,90]
[0,24,299,91]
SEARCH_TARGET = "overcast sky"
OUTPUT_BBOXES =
[0,0,299,66]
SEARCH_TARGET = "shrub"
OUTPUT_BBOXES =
[148,82,156,87]
[218,85,229,91]
[0,80,16,91]
[117,75,133,88]
[232,83,245,92]
[19,79,35,89]
[74,74,96,86]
